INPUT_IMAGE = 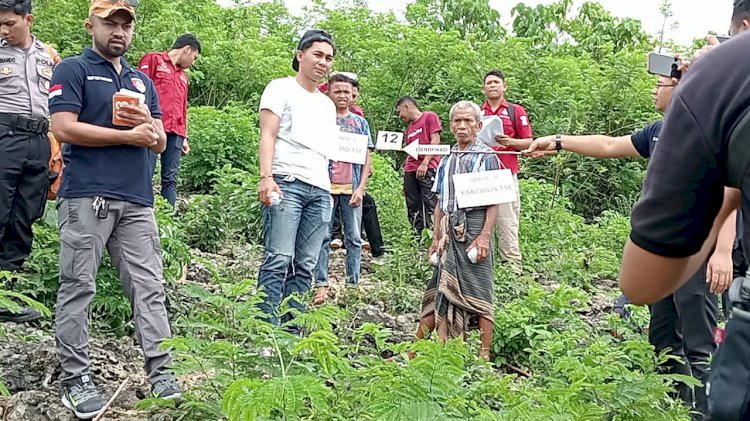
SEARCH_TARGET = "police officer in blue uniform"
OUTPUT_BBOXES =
[0,0,55,322]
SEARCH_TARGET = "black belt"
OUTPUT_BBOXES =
[0,113,49,135]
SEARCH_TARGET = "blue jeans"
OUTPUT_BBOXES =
[150,134,184,207]
[257,176,332,326]
[315,194,363,287]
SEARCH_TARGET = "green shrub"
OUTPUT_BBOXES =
[182,165,262,252]
[180,106,259,193]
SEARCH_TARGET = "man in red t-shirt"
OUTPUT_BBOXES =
[138,34,200,207]
[481,69,533,271]
[396,97,442,237]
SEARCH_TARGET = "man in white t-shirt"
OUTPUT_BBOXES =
[257,30,337,333]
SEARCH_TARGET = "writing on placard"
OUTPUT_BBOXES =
[376,131,404,151]
[331,131,369,165]
[452,169,516,209]
[419,145,450,155]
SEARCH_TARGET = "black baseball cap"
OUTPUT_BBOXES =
[292,29,335,72]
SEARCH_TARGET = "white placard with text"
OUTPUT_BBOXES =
[290,97,338,157]
[375,131,404,151]
[452,169,516,209]
[330,131,369,164]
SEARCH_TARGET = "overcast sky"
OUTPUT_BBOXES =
[236,0,734,46]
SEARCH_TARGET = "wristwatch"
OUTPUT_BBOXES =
[555,134,563,152]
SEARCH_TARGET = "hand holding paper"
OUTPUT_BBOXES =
[477,116,504,147]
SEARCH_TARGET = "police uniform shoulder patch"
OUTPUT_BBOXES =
[41,67,53,78]
[131,77,146,93]
[0,66,12,75]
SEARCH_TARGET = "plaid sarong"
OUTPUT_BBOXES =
[421,209,494,339]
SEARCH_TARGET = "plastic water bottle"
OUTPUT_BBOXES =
[467,247,478,264]
[270,191,281,206]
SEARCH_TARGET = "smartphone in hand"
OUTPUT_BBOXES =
[647,53,681,79]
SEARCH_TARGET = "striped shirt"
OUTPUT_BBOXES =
[432,139,501,213]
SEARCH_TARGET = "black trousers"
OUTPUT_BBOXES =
[362,194,385,257]
[0,124,50,272]
[649,263,718,418]
[331,193,386,257]
[403,169,437,238]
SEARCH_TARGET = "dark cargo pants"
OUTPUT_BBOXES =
[55,197,173,384]
[649,263,718,418]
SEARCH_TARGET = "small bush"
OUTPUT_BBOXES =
[180,106,259,193]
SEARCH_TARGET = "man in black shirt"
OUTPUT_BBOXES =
[526,73,727,415]
[620,5,750,419]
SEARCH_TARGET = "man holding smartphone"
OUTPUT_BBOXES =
[525,62,725,417]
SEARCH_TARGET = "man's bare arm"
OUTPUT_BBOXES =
[619,187,741,304]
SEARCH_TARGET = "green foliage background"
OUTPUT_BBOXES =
[32,0,663,216]
[17,0,705,419]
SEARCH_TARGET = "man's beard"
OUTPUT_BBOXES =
[94,37,129,58]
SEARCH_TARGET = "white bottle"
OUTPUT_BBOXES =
[467,247,478,264]
[430,252,439,266]
[270,191,281,206]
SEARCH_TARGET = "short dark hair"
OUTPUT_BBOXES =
[484,69,506,83]
[733,0,750,24]
[328,73,354,88]
[396,96,417,108]
[0,0,31,16]
[351,79,360,89]
[172,34,201,54]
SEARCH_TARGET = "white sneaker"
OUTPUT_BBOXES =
[371,255,387,266]
[330,239,343,250]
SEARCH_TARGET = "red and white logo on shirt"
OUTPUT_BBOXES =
[48,84,62,99]
[520,115,529,126]
[131,78,146,93]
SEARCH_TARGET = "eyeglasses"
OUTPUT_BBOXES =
[656,83,675,88]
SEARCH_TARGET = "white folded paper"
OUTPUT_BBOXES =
[477,115,504,147]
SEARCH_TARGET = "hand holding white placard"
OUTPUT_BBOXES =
[452,169,516,208]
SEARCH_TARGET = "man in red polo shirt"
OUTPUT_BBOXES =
[138,33,201,207]
[396,96,442,238]
[481,69,533,271]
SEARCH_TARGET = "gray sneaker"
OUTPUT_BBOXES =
[61,375,105,420]
[152,377,182,400]
[0,307,42,323]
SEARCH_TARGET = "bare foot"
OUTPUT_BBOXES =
[479,348,491,361]
[313,287,329,305]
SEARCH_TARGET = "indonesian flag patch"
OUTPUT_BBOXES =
[48,84,63,99]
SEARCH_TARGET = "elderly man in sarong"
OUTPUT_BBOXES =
[417,100,501,360]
